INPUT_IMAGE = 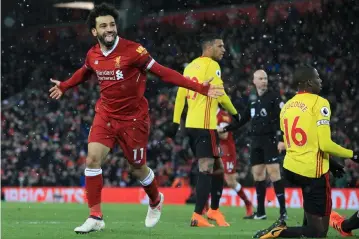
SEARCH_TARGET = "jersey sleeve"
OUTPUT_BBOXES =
[59,50,92,93]
[173,87,187,124]
[204,61,223,85]
[130,44,154,71]
[84,51,93,70]
[205,61,238,115]
[316,98,353,158]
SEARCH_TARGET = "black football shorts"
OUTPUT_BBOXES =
[250,135,279,166]
[186,128,220,159]
[284,168,332,216]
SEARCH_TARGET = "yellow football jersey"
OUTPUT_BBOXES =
[173,56,237,129]
[280,92,353,178]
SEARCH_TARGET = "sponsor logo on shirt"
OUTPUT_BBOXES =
[95,70,124,81]
[136,46,148,55]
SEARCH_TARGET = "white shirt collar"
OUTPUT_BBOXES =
[101,36,119,57]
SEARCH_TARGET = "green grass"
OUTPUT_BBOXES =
[1,203,356,239]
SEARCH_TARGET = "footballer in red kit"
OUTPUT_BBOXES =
[217,108,253,216]
[49,3,224,234]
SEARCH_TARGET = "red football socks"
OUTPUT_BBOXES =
[237,188,251,205]
[85,169,103,218]
[235,183,251,205]
[140,169,160,208]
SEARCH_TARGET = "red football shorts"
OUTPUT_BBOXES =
[88,113,150,166]
[220,143,237,174]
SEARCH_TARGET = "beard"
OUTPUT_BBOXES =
[97,32,117,48]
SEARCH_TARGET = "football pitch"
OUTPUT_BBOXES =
[2,203,355,239]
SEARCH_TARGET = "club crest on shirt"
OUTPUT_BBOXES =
[114,56,121,68]
[216,70,221,77]
[320,106,330,117]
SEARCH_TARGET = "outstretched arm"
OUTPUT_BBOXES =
[59,66,92,93]
[149,61,222,97]
[131,44,223,98]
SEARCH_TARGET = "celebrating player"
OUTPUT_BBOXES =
[216,108,253,216]
[169,34,240,227]
[49,3,224,234]
[221,70,287,220]
[330,210,359,237]
[253,65,359,238]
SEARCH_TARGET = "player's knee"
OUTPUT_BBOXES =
[86,154,101,168]
[198,158,214,173]
[267,170,281,182]
[266,165,281,182]
[268,171,281,182]
[304,225,327,238]
[131,164,148,180]
[252,170,266,181]
[252,165,266,181]
[224,174,237,188]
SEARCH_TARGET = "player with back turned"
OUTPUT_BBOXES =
[48,3,224,234]
[253,65,359,239]
[222,70,287,220]
[168,34,241,227]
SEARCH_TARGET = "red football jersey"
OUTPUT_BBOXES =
[59,36,211,121]
[85,37,153,120]
[217,109,236,157]
[60,37,152,120]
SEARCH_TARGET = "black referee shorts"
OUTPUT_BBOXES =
[186,128,220,159]
[284,168,332,217]
[250,135,279,166]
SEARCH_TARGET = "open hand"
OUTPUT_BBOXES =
[277,141,286,153]
[203,77,224,98]
[49,78,63,99]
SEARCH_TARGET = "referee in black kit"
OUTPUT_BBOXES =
[221,70,287,220]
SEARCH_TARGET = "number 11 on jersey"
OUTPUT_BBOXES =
[283,116,308,148]
[133,148,144,161]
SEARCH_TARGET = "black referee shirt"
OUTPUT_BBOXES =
[238,90,284,137]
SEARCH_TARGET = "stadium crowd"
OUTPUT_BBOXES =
[2,0,359,188]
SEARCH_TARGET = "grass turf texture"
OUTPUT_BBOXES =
[2,203,356,239]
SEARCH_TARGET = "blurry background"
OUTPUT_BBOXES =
[1,0,359,190]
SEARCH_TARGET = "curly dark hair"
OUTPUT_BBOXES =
[86,3,119,31]
[293,65,316,90]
